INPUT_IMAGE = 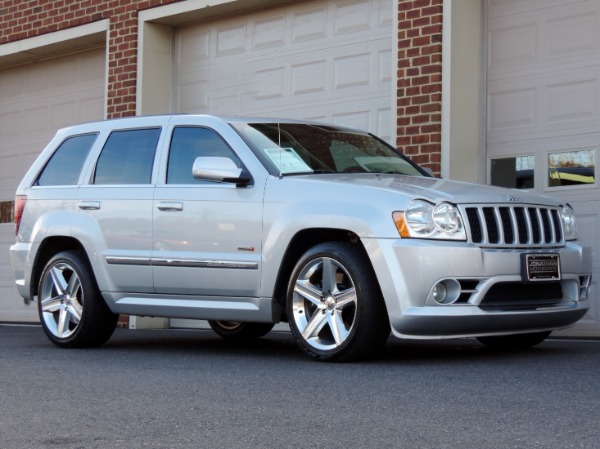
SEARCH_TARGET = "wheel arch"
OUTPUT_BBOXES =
[30,236,88,298]
[271,228,375,312]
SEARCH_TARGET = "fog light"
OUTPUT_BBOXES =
[430,279,461,304]
[432,283,447,303]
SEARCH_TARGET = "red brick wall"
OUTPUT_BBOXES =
[397,0,443,175]
[0,0,184,118]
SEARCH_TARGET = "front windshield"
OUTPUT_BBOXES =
[232,122,426,176]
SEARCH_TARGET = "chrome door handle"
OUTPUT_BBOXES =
[157,201,184,211]
[78,201,101,210]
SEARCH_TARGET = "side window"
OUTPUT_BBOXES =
[36,133,98,186]
[167,127,242,184]
[93,128,161,185]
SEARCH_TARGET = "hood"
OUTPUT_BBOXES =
[291,173,562,206]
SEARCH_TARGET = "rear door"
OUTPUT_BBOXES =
[76,119,166,293]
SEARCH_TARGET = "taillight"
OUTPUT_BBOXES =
[14,195,27,236]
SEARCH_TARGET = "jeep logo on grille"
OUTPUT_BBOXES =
[507,195,522,202]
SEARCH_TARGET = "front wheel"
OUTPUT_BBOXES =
[477,331,551,349]
[37,251,118,348]
[208,321,275,340]
[287,242,390,362]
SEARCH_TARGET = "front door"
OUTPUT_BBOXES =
[152,125,264,298]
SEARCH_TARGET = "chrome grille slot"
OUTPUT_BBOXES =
[463,205,564,247]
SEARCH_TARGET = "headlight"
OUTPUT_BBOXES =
[560,204,578,241]
[393,200,466,240]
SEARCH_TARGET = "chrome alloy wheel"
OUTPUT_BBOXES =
[39,261,84,339]
[291,256,358,351]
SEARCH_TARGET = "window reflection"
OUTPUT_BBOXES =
[548,149,595,187]
[490,155,534,189]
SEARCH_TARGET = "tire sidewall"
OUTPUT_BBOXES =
[287,242,387,361]
[37,251,115,348]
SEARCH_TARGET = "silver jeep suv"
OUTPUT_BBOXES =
[10,115,592,361]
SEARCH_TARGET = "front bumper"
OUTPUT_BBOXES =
[364,238,591,339]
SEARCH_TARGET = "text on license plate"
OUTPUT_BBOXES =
[521,253,561,282]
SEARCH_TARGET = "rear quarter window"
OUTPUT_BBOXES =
[35,133,98,186]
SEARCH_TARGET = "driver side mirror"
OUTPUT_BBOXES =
[192,157,251,186]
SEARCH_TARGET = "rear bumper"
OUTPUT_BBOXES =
[9,241,32,301]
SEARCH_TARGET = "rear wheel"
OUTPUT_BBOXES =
[208,321,275,339]
[37,251,118,348]
[287,242,390,362]
[477,331,551,349]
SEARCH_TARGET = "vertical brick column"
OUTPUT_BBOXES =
[107,6,139,118]
[397,0,443,175]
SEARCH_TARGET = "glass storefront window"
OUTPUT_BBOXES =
[490,155,534,189]
[548,149,595,187]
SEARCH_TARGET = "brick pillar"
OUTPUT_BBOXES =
[107,7,139,118]
[397,0,443,175]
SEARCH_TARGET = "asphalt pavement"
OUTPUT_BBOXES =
[0,324,598,449]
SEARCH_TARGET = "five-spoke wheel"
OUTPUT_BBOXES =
[287,242,390,361]
[38,251,118,348]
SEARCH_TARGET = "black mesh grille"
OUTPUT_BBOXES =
[515,207,528,244]
[483,207,499,244]
[540,209,552,243]
[480,282,563,310]
[499,207,514,243]
[467,208,482,243]
[463,205,564,247]
[528,208,541,243]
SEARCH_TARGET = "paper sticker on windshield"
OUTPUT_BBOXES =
[264,147,312,174]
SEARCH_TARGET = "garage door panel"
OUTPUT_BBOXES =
[175,0,393,140]
[0,48,105,322]
[488,1,600,80]
[487,70,600,144]
[291,6,328,42]
[253,14,287,49]
[333,0,373,35]
[488,0,593,20]
[546,76,600,126]
[0,111,20,139]
[487,0,600,335]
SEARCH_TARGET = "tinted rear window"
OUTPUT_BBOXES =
[93,128,161,185]
[36,133,98,186]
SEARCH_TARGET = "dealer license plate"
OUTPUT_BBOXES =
[521,253,561,282]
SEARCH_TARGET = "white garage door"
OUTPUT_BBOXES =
[174,0,394,143]
[0,49,105,322]
[487,0,600,335]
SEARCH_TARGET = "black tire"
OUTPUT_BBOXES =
[208,320,275,340]
[37,251,118,348]
[287,242,390,362]
[477,331,551,349]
